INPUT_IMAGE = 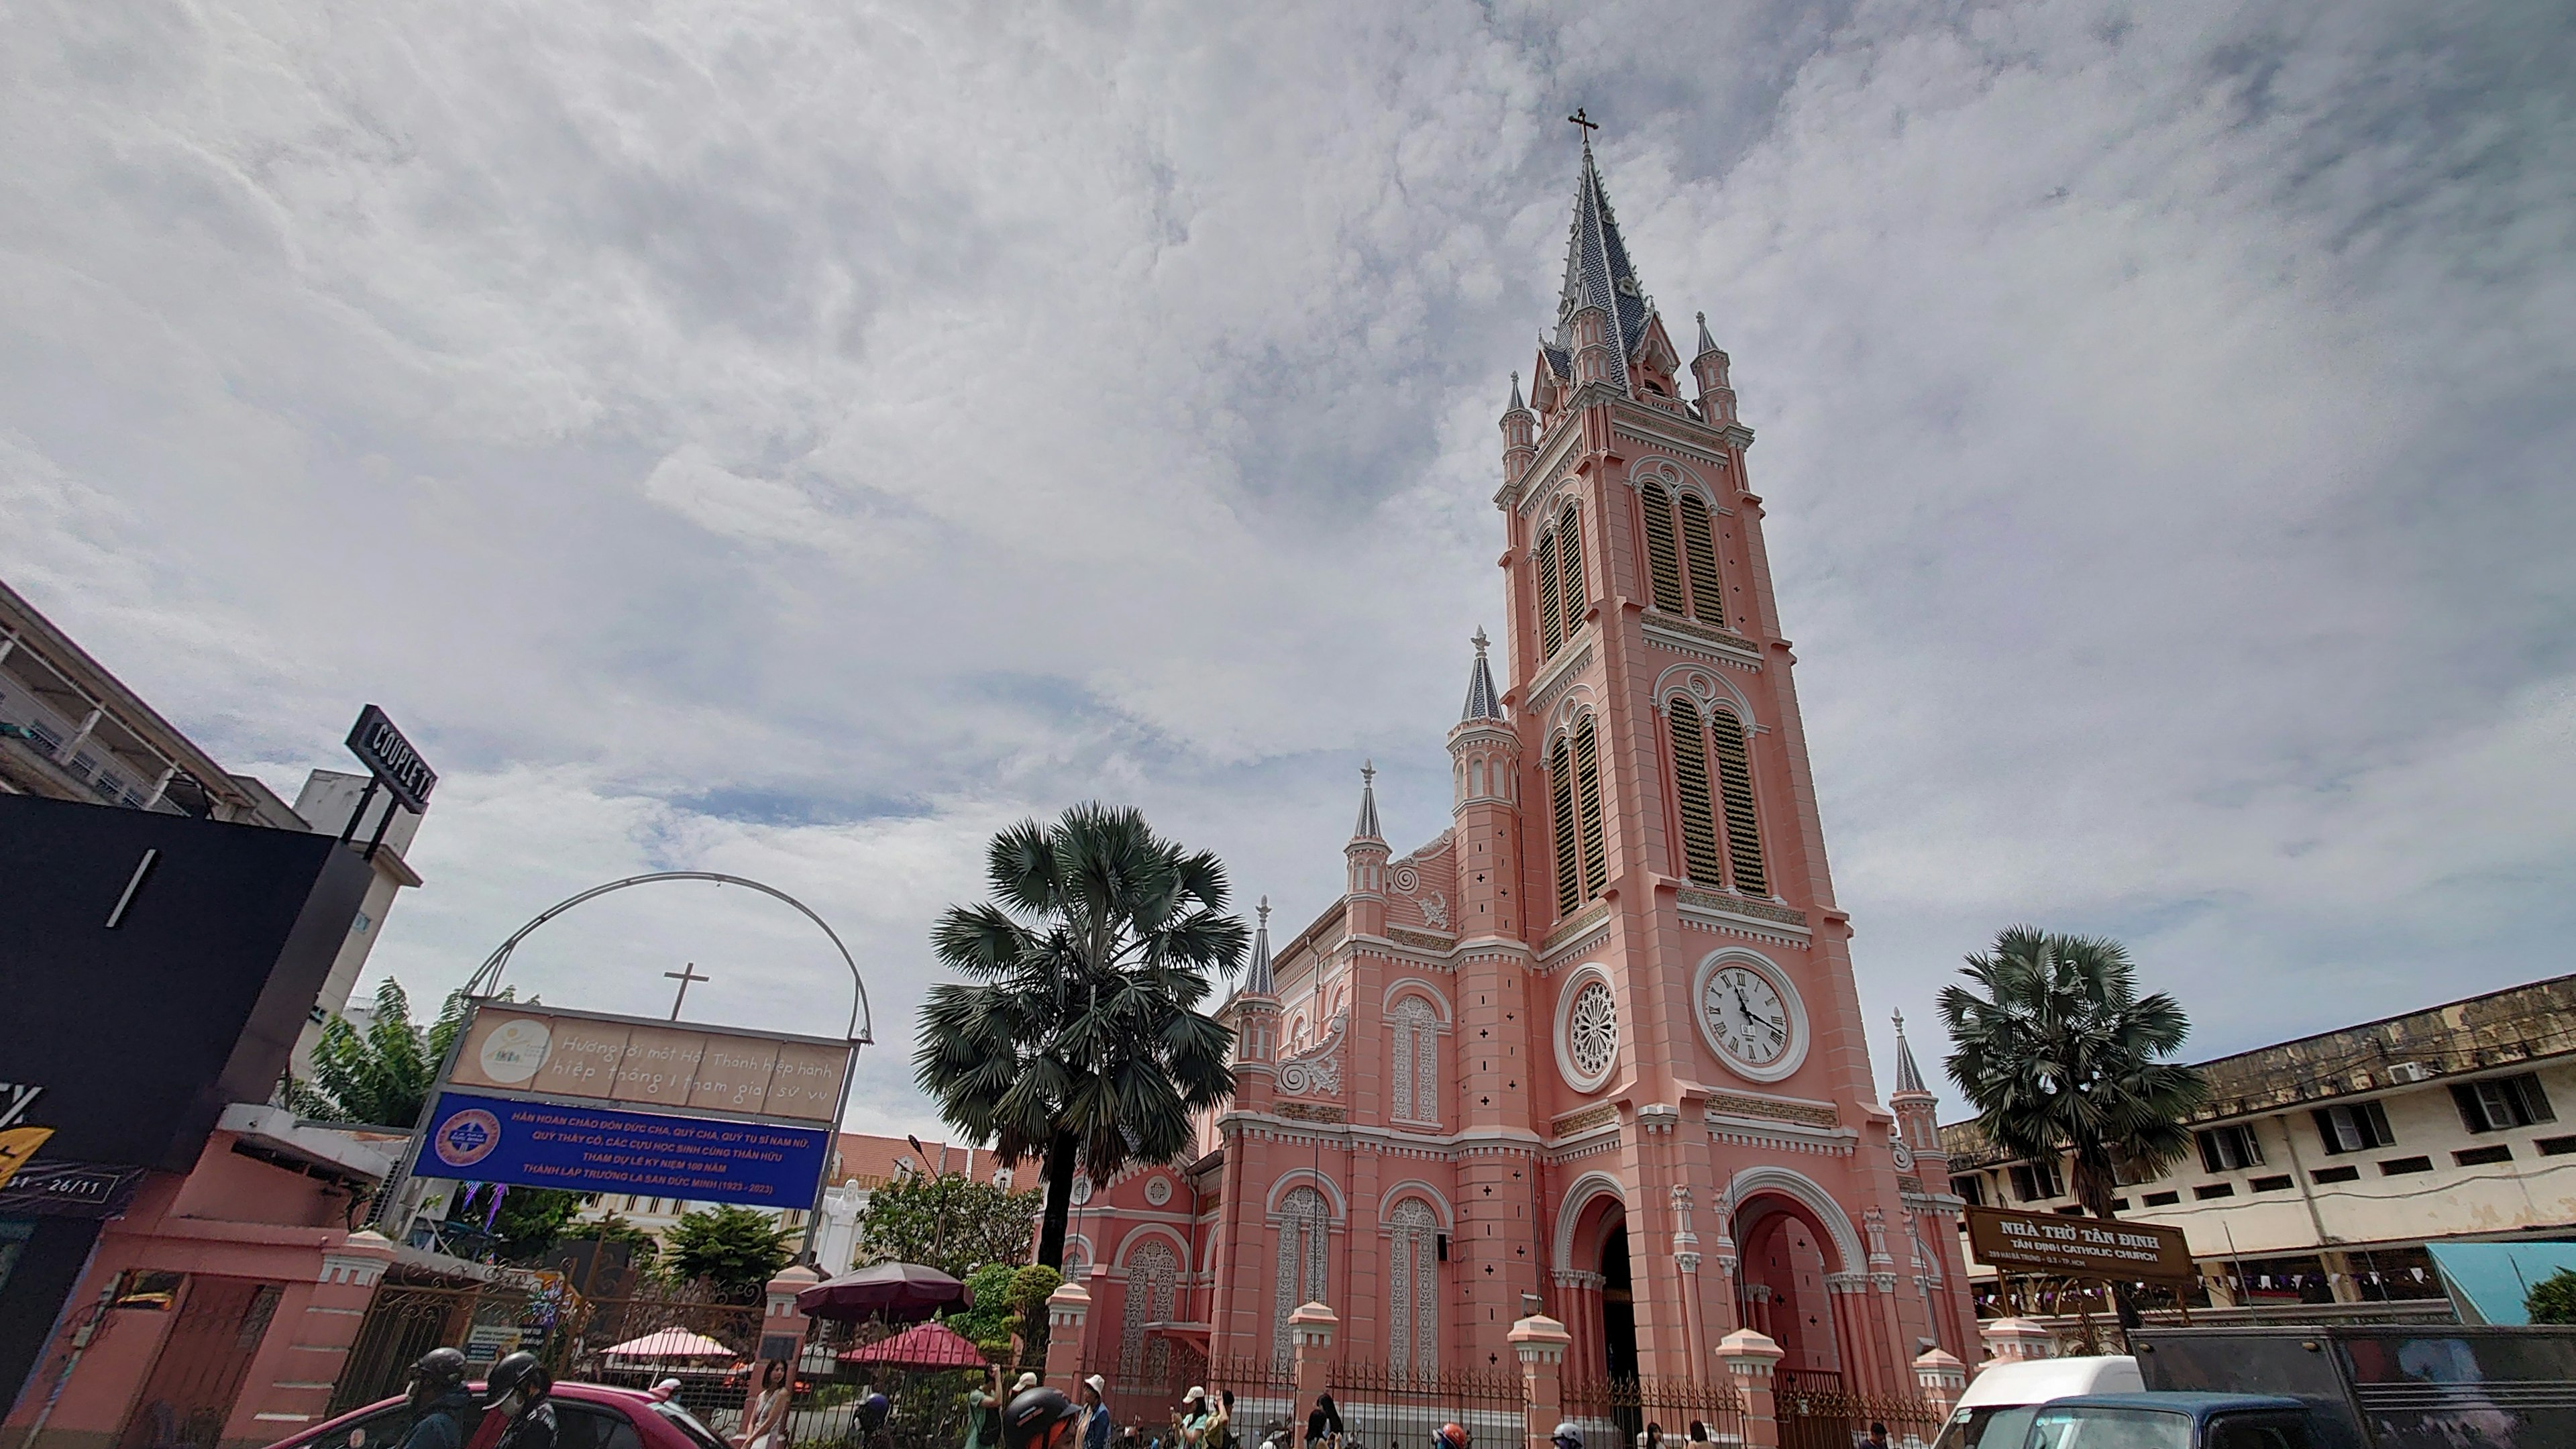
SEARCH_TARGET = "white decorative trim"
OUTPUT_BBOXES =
[1553,1171,1630,1273]
[1379,1179,1458,1233]
[1691,948,1811,1083]
[1114,1222,1193,1269]
[1265,1169,1348,1220]
[1278,1010,1346,1097]
[1729,1164,1868,1274]
[1555,965,1619,1093]
[1382,978,1454,1024]
[1650,663,1760,724]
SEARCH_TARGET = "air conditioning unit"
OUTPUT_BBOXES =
[2388,1061,2436,1085]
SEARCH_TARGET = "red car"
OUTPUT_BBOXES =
[264,1383,732,1449]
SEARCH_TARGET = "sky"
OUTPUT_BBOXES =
[4,1,2571,1138]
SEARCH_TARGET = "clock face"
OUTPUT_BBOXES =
[1703,965,1793,1069]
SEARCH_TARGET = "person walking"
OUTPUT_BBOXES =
[1079,1376,1114,1449]
[1303,1395,1343,1449]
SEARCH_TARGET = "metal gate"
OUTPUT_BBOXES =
[1774,1369,1937,1449]
[115,1277,284,1449]
[1562,1377,1745,1449]
[1323,1361,1525,1449]
[332,1275,553,1413]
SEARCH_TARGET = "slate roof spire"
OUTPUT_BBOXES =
[1460,628,1505,723]
[1550,141,1650,388]
[1243,896,1274,996]
[1892,1008,1931,1095]
[1352,760,1383,842]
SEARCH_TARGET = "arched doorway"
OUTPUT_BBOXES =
[1736,1203,1837,1373]
[1600,1223,1638,1381]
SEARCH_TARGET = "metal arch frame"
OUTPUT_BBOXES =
[464,871,873,1044]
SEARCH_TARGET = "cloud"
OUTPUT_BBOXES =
[2,0,2569,1134]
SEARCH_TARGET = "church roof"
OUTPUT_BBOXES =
[1552,143,1653,389]
[1892,1009,1931,1095]
[1242,896,1273,996]
[1460,629,1505,722]
[1352,761,1383,842]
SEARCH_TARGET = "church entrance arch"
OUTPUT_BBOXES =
[1734,1194,1841,1374]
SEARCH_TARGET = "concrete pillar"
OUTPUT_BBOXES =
[1509,1314,1571,1449]
[1912,1348,1966,1427]
[1289,1301,1338,1434]
[1713,1328,1782,1449]
[240,1229,398,1440]
[1046,1281,1093,1394]
[1979,1317,2052,1366]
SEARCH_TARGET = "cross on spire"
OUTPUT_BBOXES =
[664,961,708,1020]
[1568,107,1599,144]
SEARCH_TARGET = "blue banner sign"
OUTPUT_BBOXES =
[421,1091,829,1209]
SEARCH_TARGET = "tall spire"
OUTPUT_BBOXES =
[1892,1008,1930,1095]
[1506,370,1527,415]
[1353,759,1383,841]
[1695,309,1719,360]
[1244,896,1274,996]
[1460,628,1505,722]
[1550,140,1650,388]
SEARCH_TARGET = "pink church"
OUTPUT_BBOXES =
[1058,145,1975,1400]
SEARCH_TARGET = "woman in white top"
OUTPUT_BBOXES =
[739,1360,792,1449]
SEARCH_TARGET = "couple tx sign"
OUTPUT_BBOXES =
[398,872,873,1236]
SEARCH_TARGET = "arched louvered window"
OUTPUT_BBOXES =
[1640,482,1686,614]
[1120,1238,1178,1377]
[1273,1187,1332,1360]
[1550,738,1580,915]
[1536,530,1564,657]
[1556,502,1587,629]
[1666,698,1725,886]
[1678,492,1723,624]
[1708,707,1767,897]
[1387,1198,1440,1375]
[1390,996,1438,1125]
[1575,716,1607,897]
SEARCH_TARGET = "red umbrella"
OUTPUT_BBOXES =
[796,1262,973,1322]
[837,1321,990,1368]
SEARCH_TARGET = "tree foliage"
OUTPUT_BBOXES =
[914,804,1243,1269]
[1937,926,2209,1222]
[665,1204,796,1296]
[2529,1269,2576,1325]
[947,1261,1063,1357]
[854,1171,1040,1278]
[451,1184,591,1265]
[285,977,485,1128]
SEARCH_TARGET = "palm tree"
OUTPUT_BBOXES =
[1937,926,2208,1325]
[914,804,1245,1269]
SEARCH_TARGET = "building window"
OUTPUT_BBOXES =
[1677,493,1725,625]
[2142,1190,2181,1207]
[2379,1155,2434,1175]
[1386,1198,1439,1376]
[2193,1183,2235,1200]
[2312,1101,2395,1154]
[1122,1238,1179,1377]
[2453,1075,2555,1134]
[1536,532,1564,657]
[2454,1144,2514,1167]
[2197,1124,2264,1173]
[2008,1160,2063,1203]
[2310,1165,2360,1184]
[1639,482,1687,613]
[1273,1187,1331,1360]
[1950,1176,1984,1208]
[1556,502,1587,634]
[1389,997,1438,1126]
[1574,716,1607,898]
[1549,739,1580,915]
[2251,1175,2294,1192]
[1666,698,1725,888]
[1707,708,1767,897]
[2536,1135,2576,1157]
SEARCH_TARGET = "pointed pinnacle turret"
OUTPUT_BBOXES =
[1553,141,1648,388]
[1460,628,1505,722]
[1695,309,1719,360]
[1892,1008,1930,1095]
[1244,895,1274,996]
[1352,760,1383,842]
[1506,371,1527,415]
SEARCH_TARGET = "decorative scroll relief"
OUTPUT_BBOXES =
[1642,614,1762,665]
[1675,887,1811,929]
[1553,1103,1619,1138]
[1387,926,1456,953]
[1526,641,1595,716]
[1275,1102,1346,1124]
[1418,890,1450,930]
[1278,1011,1346,1097]
[1705,1091,1840,1130]
[1540,901,1611,957]
[1391,863,1421,894]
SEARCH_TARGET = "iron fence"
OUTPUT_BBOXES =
[1772,1370,1937,1449]
[1322,1361,1525,1449]
[1562,1378,1746,1449]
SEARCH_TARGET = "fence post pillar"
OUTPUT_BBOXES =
[1978,1317,2051,1366]
[1912,1348,1966,1427]
[752,1265,820,1424]
[1507,1313,1571,1449]
[1289,1300,1338,1431]
[1045,1281,1093,1394]
[1713,1328,1781,1449]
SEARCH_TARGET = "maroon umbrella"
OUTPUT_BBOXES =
[796,1262,973,1322]
[837,1321,989,1368]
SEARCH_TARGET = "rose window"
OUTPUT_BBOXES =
[1568,981,1617,1081]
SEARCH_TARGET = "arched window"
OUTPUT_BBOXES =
[1387,1198,1440,1375]
[1666,697,1725,887]
[1575,716,1607,897]
[1709,707,1768,896]
[1640,482,1687,613]
[1120,1238,1178,1377]
[1390,996,1438,1125]
[1549,738,1580,915]
[1273,1186,1332,1360]
[1556,502,1588,629]
[1677,493,1724,624]
[1536,531,1564,657]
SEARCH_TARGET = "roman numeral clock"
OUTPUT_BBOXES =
[1695,952,1810,1083]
